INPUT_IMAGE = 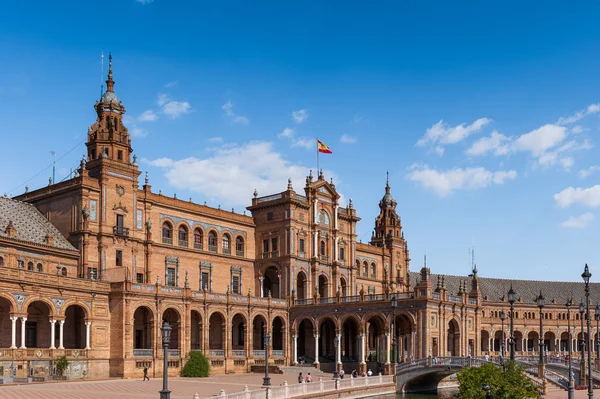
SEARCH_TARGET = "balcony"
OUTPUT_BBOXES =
[134,349,153,357]
[222,247,231,255]
[232,349,246,357]
[167,349,180,357]
[113,226,130,237]
[208,245,217,253]
[236,250,244,257]
[260,251,279,259]
[162,237,173,245]
[178,240,188,247]
[319,255,329,262]
[194,242,203,250]
[253,350,265,357]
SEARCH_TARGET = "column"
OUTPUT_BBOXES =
[259,277,264,297]
[50,320,56,349]
[293,334,298,365]
[336,333,342,365]
[20,317,27,349]
[333,237,338,262]
[359,333,366,365]
[385,332,390,365]
[59,320,65,349]
[85,322,91,349]
[314,333,320,365]
[10,317,17,349]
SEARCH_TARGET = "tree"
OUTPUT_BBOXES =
[457,361,541,399]
[182,351,211,377]
[55,355,70,376]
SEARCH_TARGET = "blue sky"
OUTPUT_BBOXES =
[1,1,599,283]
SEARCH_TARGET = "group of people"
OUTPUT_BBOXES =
[297,368,377,383]
[297,372,313,383]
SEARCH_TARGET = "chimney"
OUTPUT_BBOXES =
[44,233,53,246]
[5,221,16,238]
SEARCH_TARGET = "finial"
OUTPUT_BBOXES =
[287,178,293,190]
[145,171,149,185]
[349,198,353,208]
[174,193,177,199]
[49,177,52,185]
[25,185,29,193]
[253,189,258,198]
[108,52,113,78]
[232,208,234,213]
[132,155,137,165]
[185,271,189,288]
[319,168,324,178]
[386,171,389,187]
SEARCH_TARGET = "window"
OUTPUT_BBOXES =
[193,228,203,249]
[36,263,42,272]
[236,236,244,257]
[356,260,360,276]
[370,263,376,278]
[27,262,34,271]
[201,271,210,291]
[271,238,278,253]
[267,212,273,221]
[339,247,345,261]
[117,150,123,161]
[91,149,96,160]
[18,259,24,269]
[208,231,218,252]
[104,148,109,157]
[231,275,240,294]
[320,241,326,256]
[178,225,189,247]
[136,273,144,283]
[116,250,123,266]
[162,222,173,244]
[222,234,231,255]
[0,257,3,267]
[61,267,67,276]
[87,267,98,280]
[263,240,269,254]
[363,261,368,277]
[299,239,305,253]
[167,268,176,287]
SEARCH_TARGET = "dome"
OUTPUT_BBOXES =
[101,91,119,105]
[382,192,394,204]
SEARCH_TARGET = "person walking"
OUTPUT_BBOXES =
[298,372,304,383]
[306,372,313,382]
[143,366,149,381]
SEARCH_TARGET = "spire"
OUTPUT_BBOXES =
[106,53,114,92]
[386,170,390,189]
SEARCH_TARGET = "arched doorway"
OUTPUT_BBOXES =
[341,317,359,363]
[263,267,280,298]
[163,308,180,351]
[296,271,307,300]
[297,319,314,363]
[480,330,490,352]
[231,314,246,354]
[209,312,225,351]
[64,305,86,349]
[340,277,348,297]
[395,314,414,361]
[514,331,523,352]
[318,274,329,298]
[447,319,460,356]
[527,331,539,352]
[272,317,284,352]
[544,331,556,352]
[253,315,267,354]
[366,315,386,363]
[25,301,52,348]
[133,306,154,353]
[493,330,503,352]
[560,331,570,352]
[190,310,202,350]
[319,318,336,362]
[0,297,13,348]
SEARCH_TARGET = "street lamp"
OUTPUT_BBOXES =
[582,264,594,399]
[333,335,340,379]
[567,299,574,399]
[507,285,517,360]
[579,301,586,386]
[391,296,397,364]
[595,304,600,363]
[536,291,545,379]
[160,320,172,399]
[263,331,271,386]
[499,310,506,371]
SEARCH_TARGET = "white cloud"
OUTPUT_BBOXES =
[340,134,357,144]
[165,81,178,88]
[131,127,147,137]
[222,100,249,125]
[466,131,510,156]
[560,213,595,229]
[352,114,363,123]
[147,141,329,207]
[292,137,315,150]
[292,109,309,124]
[571,125,587,134]
[433,146,445,156]
[512,124,567,157]
[554,185,600,208]
[278,128,294,138]
[208,137,223,143]
[417,118,491,146]
[579,165,600,179]
[157,94,191,119]
[535,140,591,170]
[407,164,517,197]
[557,103,600,125]
[138,110,158,122]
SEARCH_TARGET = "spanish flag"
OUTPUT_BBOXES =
[317,140,332,154]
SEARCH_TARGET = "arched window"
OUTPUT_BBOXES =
[162,222,173,244]
[61,267,67,276]
[320,241,326,256]
[36,263,43,272]
[356,260,360,276]
[27,261,34,271]
[363,261,368,277]
[222,234,231,255]
[0,256,4,266]
[236,236,245,257]
[208,231,218,252]
[370,263,376,278]
[193,228,203,250]
[339,247,345,261]
[178,225,189,247]
[17,259,24,269]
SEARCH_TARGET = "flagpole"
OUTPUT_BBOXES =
[316,138,320,175]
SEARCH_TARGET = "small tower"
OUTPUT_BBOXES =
[371,172,403,247]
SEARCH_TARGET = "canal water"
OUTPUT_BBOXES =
[375,389,459,399]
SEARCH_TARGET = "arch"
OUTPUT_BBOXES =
[0,256,3,266]
[514,330,523,352]
[162,221,173,244]
[209,312,226,350]
[235,235,245,257]
[162,308,181,350]
[318,317,336,361]
[222,233,231,255]
[365,314,386,362]
[480,330,490,352]
[318,274,329,298]
[447,319,460,356]
[177,224,189,247]
[23,297,56,316]
[253,314,267,350]
[62,302,91,319]
[370,262,376,279]
[340,276,348,297]
[134,306,154,350]
[193,227,204,250]
[296,271,307,300]
[493,330,503,352]
[355,259,360,276]
[341,315,360,363]
[363,261,368,277]
[64,305,86,349]
[560,331,570,352]
[272,316,285,351]
[231,313,246,350]
[544,331,556,352]
[61,267,67,276]
[297,318,314,364]
[292,316,315,332]
[190,310,203,350]
[25,300,53,348]
[36,263,42,272]
[527,331,539,352]
[262,266,280,298]
[320,240,326,257]
[0,296,13,348]
[27,261,34,271]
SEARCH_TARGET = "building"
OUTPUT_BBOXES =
[1,56,599,380]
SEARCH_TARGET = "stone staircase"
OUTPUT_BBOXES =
[279,364,318,375]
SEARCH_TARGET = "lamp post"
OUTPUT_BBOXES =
[263,331,271,386]
[567,299,575,399]
[580,301,586,385]
[160,321,172,399]
[595,304,600,365]
[507,285,516,360]
[391,296,397,364]
[333,335,340,379]
[499,310,506,371]
[536,291,545,379]
[582,264,594,399]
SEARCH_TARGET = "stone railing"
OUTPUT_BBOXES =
[197,375,394,399]
[133,349,153,357]
[0,267,111,291]
[257,194,283,203]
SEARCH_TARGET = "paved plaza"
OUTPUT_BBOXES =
[0,372,330,399]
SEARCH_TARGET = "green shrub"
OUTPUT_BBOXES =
[457,361,540,399]
[183,351,210,377]
[55,355,70,376]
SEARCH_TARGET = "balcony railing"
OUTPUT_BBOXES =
[272,350,284,357]
[271,251,279,258]
[167,349,180,357]
[341,295,359,303]
[319,255,329,262]
[162,237,173,245]
[232,350,246,357]
[194,242,203,250]
[296,298,314,305]
[222,247,231,255]
[113,226,130,237]
[298,252,306,258]
[253,350,266,357]
[134,349,153,357]
[208,245,217,253]
[236,250,244,257]
[178,240,188,247]
[209,349,225,357]
[319,297,335,304]
[261,251,279,259]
